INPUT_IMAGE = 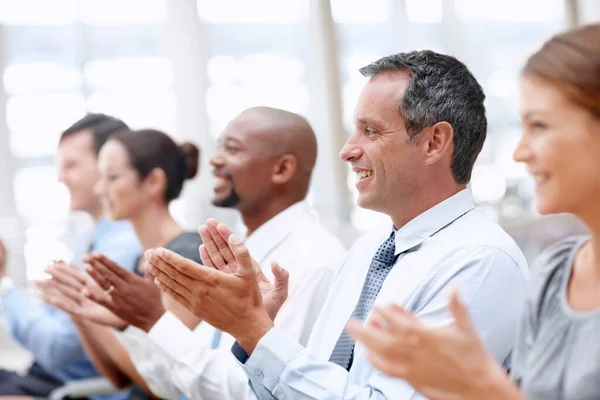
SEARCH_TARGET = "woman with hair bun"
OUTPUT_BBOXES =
[43,129,203,399]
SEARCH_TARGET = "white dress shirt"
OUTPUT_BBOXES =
[120,200,347,399]
[237,189,530,400]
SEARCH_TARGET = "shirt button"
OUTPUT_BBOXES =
[256,371,264,379]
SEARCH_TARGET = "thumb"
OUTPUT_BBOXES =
[270,261,289,293]
[449,288,475,333]
[228,234,253,276]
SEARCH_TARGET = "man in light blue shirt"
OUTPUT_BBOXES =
[146,50,530,400]
[0,114,141,399]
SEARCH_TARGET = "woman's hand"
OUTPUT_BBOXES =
[348,290,523,400]
[38,261,127,330]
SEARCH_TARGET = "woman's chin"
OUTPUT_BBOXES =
[534,198,565,216]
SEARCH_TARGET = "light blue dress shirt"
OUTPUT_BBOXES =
[1,218,141,399]
[237,189,530,400]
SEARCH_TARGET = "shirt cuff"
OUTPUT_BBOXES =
[231,341,250,364]
[148,311,198,359]
[239,326,304,393]
[120,325,148,351]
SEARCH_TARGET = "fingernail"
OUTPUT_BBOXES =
[156,248,164,257]
[144,249,153,260]
[229,234,240,244]
[146,263,154,272]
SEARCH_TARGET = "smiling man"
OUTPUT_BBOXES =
[114,106,346,400]
[147,51,531,400]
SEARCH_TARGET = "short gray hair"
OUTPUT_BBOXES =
[359,50,487,184]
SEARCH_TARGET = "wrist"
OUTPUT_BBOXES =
[471,358,523,400]
[236,312,274,356]
[139,308,166,333]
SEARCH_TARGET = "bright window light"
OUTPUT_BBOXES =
[405,0,442,23]
[207,56,239,83]
[197,0,303,24]
[14,167,69,223]
[331,0,389,24]
[4,62,82,95]
[470,165,507,204]
[6,93,86,135]
[87,88,176,133]
[238,54,305,82]
[0,0,77,25]
[80,0,166,25]
[84,58,172,90]
[455,0,564,21]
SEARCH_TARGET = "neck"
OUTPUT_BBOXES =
[129,203,184,250]
[389,183,465,230]
[88,203,104,223]
[575,204,600,277]
[241,197,302,237]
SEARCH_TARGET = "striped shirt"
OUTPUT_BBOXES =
[511,236,600,400]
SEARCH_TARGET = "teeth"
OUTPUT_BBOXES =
[355,170,373,181]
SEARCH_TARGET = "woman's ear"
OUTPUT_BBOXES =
[143,168,168,199]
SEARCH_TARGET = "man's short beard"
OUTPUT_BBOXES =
[212,189,241,208]
[212,174,241,208]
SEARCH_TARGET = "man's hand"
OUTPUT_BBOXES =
[146,221,285,355]
[198,219,289,320]
[38,261,127,330]
[0,237,7,278]
[84,252,166,333]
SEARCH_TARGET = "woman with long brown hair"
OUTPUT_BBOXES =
[349,23,600,400]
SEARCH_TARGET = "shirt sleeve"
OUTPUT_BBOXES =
[119,325,185,400]
[272,263,336,345]
[1,286,87,371]
[147,311,255,400]
[238,246,527,400]
[135,249,337,400]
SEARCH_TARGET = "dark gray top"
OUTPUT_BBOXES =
[510,236,600,400]
[128,231,202,400]
[165,231,202,264]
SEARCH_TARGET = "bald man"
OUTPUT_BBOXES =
[113,107,347,400]
[211,106,318,233]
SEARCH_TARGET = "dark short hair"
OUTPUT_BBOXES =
[60,113,129,155]
[110,129,201,203]
[359,50,487,184]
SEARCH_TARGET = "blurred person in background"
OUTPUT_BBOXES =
[349,23,600,400]
[40,129,203,400]
[0,114,141,399]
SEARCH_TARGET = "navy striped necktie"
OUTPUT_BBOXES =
[329,231,396,370]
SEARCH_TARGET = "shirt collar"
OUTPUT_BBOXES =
[392,188,475,255]
[243,200,313,264]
